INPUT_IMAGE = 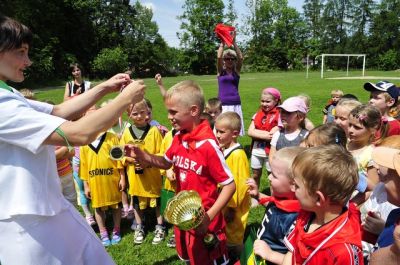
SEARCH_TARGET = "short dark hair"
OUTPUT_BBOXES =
[0,14,32,53]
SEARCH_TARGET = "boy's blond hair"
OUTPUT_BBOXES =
[165,80,205,113]
[331,89,344,97]
[336,98,362,111]
[216,111,241,132]
[292,145,358,205]
[132,99,148,110]
[274,147,306,179]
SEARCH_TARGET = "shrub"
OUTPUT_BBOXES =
[92,47,129,77]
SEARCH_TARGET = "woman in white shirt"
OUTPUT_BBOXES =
[0,15,145,265]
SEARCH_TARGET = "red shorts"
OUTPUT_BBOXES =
[174,227,229,265]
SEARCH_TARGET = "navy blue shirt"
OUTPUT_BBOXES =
[257,203,298,254]
[376,208,400,248]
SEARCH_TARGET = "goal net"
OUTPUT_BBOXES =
[316,54,366,79]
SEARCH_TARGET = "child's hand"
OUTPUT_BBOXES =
[166,169,176,181]
[254,239,272,260]
[155,73,163,86]
[84,187,91,199]
[364,211,385,235]
[224,207,235,223]
[195,213,211,235]
[124,144,149,168]
[246,178,259,198]
[119,178,126,191]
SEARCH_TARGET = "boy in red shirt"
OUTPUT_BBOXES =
[126,80,236,265]
[283,145,363,265]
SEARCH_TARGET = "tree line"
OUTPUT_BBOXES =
[1,0,399,85]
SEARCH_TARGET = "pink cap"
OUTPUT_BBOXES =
[278,97,308,114]
[263,87,281,100]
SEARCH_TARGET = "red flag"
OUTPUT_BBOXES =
[214,23,235,46]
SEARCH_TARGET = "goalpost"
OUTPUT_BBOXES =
[316,54,366,78]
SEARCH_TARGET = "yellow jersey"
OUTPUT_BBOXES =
[223,143,251,245]
[120,125,163,197]
[80,132,123,208]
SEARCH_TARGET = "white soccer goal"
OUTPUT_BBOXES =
[315,54,366,79]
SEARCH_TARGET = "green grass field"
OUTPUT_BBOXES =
[34,70,399,264]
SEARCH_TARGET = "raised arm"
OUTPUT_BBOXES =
[44,76,146,147]
[232,39,243,73]
[217,42,224,76]
[155,73,167,98]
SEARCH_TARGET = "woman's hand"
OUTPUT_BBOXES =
[101,73,132,93]
[120,79,146,105]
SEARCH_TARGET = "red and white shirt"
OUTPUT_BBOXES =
[165,120,234,232]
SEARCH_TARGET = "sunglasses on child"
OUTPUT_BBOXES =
[223,57,236,61]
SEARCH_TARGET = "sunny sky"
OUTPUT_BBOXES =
[137,0,304,47]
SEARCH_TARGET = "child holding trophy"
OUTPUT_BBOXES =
[125,80,236,265]
[120,99,164,245]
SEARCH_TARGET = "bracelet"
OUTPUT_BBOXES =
[55,127,73,152]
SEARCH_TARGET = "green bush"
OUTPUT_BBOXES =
[378,49,399,71]
[92,47,129,77]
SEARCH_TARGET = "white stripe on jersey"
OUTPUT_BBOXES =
[205,139,234,185]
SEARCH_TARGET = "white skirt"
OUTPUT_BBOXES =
[222,104,245,136]
[0,204,115,265]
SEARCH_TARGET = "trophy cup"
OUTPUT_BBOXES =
[164,190,205,231]
[164,190,218,248]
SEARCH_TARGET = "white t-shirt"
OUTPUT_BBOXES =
[0,89,67,220]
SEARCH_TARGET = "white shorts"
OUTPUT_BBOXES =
[0,205,115,265]
[222,104,245,136]
[250,154,271,172]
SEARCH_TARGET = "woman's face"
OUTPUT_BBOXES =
[71,66,82,79]
[223,54,236,69]
[0,44,32,82]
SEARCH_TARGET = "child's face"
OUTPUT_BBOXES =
[268,158,293,197]
[165,96,195,131]
[205,106,221,121]
[293,176,317,211]
[334,105,350,136]
[215,120,237,149]
[347,115,374,145]
[260,94,278,112]
[369,91,391,114]
[130,104,148,127]
[280,110,303,129]
[0,44,32,82]
[332,94,341,103]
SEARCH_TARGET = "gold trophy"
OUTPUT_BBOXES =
[164,190,218,248]
[164,190,205,231]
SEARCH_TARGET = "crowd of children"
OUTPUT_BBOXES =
[41,72,400,265]
[3,14,400,264]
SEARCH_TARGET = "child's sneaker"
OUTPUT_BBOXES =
[101,234,111,247]
[86,215,96,226]
[134,225,145,244]
[152,225,165,245]
[111,231,122,245]
[166,234,176,248]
